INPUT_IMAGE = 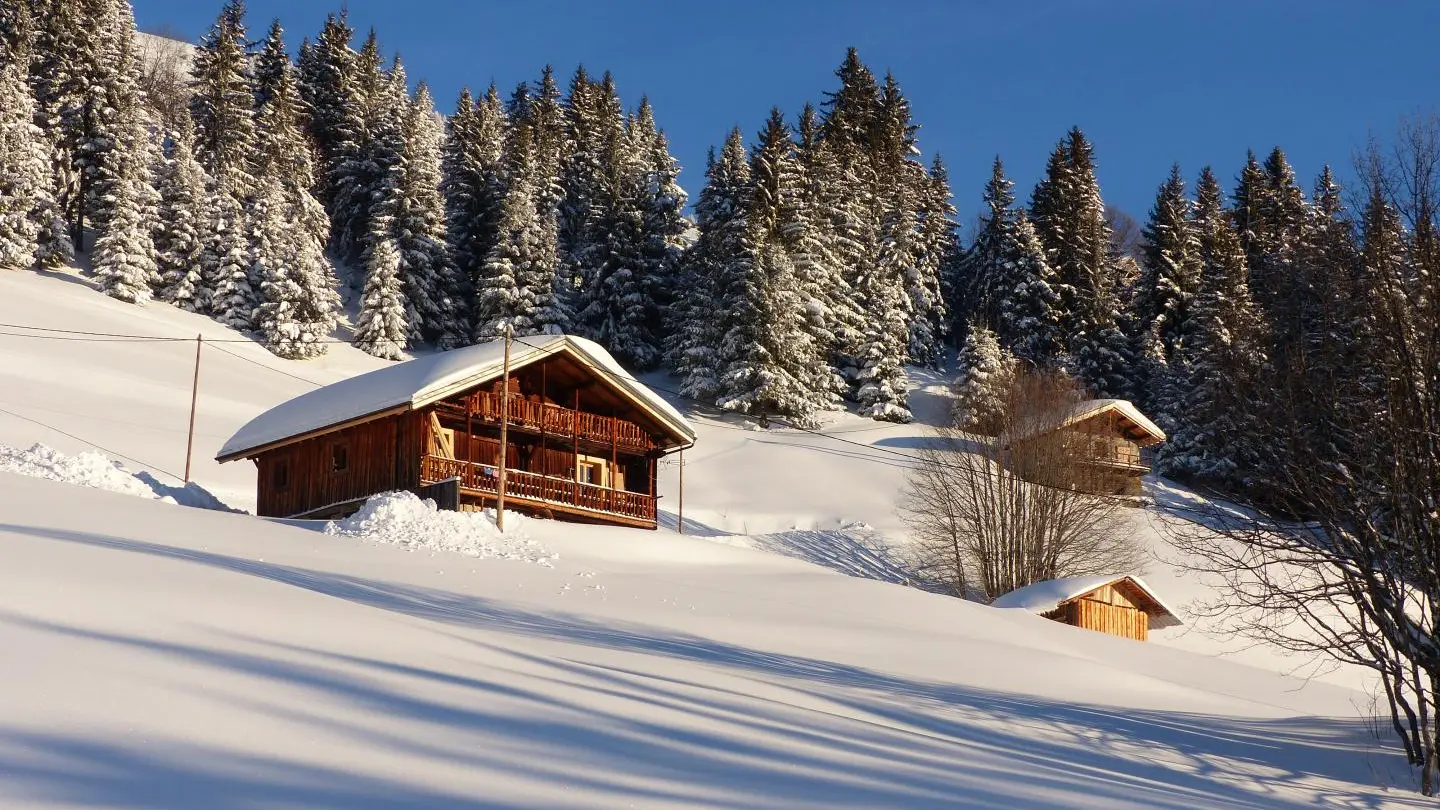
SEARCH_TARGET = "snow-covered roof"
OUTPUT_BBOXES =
[990,575,1183,630]
[217,335,696,461]
[1009,399,1166,447]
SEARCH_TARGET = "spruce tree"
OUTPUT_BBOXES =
[440,86,505,341]
[252,36,340,356]
[252,19,291,113]
[996,212,1064,367]
[474,132,545,340]
[853,195,916,422]
[395,82,463,346]
[153,118,210,309]
[1157,167,1266,485]
[951,323,1015,433]
[1131,164,1202,408]
[206,190,254,330]
[0,19,48,270]
[353,223,409,360]
[189,0,256,189]
[671,130,749,400]
[1030,128,1130,397]
[298,12,363,224]
[907,155,957,368]
[91,130,159,304]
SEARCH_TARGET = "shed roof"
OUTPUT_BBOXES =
[217,334,696,461]
[990,575,1183,630]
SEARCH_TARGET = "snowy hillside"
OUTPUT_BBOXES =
[0,266,1420,805]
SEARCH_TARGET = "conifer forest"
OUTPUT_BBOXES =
[0,0,1435,509]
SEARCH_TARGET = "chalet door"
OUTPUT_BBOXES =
[427,413,456,459]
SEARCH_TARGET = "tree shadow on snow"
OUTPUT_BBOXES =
[0,522,1423,809]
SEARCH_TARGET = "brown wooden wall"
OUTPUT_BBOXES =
[253,411,423,518]
[1046,584,1150,641]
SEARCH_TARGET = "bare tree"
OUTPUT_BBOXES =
[1106,204,1145,260]
[135,27,193,134]
[1165,118,1440,795]
[900,368,1141,599]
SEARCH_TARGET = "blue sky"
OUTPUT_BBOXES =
[133,0,1440,231]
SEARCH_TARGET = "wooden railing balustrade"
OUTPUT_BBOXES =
[421,454,656,522]
[463,391,650,451]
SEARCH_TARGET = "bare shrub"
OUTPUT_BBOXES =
[900,367,1142,600]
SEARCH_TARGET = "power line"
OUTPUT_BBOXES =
[0,404,185,482]
[0,319,1190,511]
[203,341,328,387]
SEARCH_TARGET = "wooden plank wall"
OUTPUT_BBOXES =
[254,412,423,518]
[1062,598,1148,641]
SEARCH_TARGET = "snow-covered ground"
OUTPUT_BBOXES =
[0,265,1421,805]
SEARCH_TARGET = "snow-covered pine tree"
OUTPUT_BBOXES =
[153,117,211,309]
[1300,166,1360,375]
[996,211,1064,367]
[1156,167,1266,485]
[954,157,1016,332]
[473,131,543,340]
[189,0,256,190]
[573,76,665,368]
[91,126,159,304]
[1130,163,1202,409]
[1234,147,1310,347]
[298,12,364,225]
[325,31,401,263]
[251,35,340,356]
[670,131,749,400]
[907,154,957,368]
[709,112,828,425]
[0,15,49,270]
[950,323,1015,434]
[206,189,254,330]
[1029,128,1130,397]
[353,219,409,361]
[440,86,506,342]
[790,103,863,374]
[394,82,465,346]
[557,66,601,304]
[853,193,916,422]
[252,19,291,113]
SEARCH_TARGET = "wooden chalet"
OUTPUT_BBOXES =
[216,335,696,529]
[1010,399,1166,498]
[990,575,1182,642]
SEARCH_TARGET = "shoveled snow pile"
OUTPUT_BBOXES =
[326,491,557,566]
[0,442,235,511]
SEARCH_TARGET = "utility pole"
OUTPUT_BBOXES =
[496,325,511,531]
[183,334,202,483]
[677,449,685,535]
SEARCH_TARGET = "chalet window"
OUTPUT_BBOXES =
[331,442,349,473]
[273,459,290,491]
[576,455,607,487]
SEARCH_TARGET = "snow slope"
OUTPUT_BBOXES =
[0,473,1424,808]
[0,266,1419,803]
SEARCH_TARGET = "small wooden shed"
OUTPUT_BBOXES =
[989,575,1182,641]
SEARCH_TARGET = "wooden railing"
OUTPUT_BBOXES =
[464,391,650,451]
[421,455,656,522]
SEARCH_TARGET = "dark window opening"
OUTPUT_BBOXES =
[331,443,349,473]
[274,460,290,491]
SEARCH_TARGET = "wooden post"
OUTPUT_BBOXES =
[496,326,512,531]
[572,388,580,506]
[677,449,684,535]
[183,334,202,483]
[539,363,547,478]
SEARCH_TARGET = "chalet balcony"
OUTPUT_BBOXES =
[1081,445,1150,473]
[437,391,653,452]
[421,454,657,526]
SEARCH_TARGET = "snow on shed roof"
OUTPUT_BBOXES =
[217,334,696,461]
[990,575,1184,630]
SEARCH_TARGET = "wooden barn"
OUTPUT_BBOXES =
[990,575,1182,641]
[1009,399,1166,498]
[216,334,696,529]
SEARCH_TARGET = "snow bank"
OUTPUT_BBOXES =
[0,442,236,511]
[325,491,557,566]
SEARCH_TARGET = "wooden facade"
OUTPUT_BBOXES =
[1043,582,1152,641]
[231,347,690,529]
[1014,400,1166,498]
[1039,577,1177,642]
